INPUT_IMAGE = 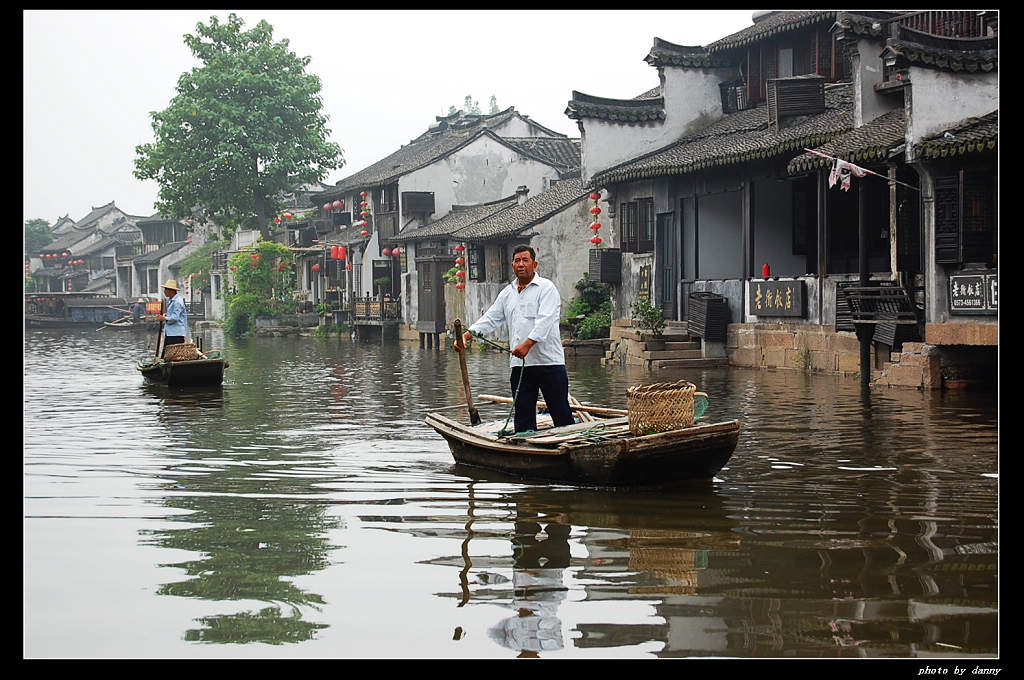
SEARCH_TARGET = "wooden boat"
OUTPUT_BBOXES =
[136,351,228,387]
[425,395,740,488]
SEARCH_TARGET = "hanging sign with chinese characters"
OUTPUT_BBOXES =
[749,280,806,317]
[949,269,997,315]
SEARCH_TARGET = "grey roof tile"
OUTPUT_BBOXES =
[788,108,906,173]
[455,177,590,243]
[592,83,854,186]
[392,196,520,243]
[916,110,998,159]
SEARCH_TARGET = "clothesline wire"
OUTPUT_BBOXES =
[802,148,921,191]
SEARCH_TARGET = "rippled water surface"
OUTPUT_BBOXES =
[24,327,998,659]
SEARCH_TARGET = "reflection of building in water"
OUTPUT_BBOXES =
[487,520,570,657]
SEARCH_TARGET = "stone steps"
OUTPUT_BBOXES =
[601,325,729,370]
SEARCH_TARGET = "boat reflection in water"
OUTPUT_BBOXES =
[416,472,994,658]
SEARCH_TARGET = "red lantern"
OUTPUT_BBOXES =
[361,211,369,218]
[455,282,466,291]
[284,212,293,220]
[590,236,602,245]
[63,251,70,257]
[589,192,601,201]
[338,246,347,260]
[360,230,369,237]
[392,247,401,257]
[590,206,601,215]
[360,201,368,208]
[762,263,771,278]
[312,263,320,273]
[360,191,368,198]
[331,245,339,259]
[455,244,465,253]
[274,217,281,224]
[455,257,465,266]
[590,222,601,231]
[382,248,392,256]
[456,270,466,278]
[324,202,333,211]
[251,252,259,260]
[332,200,343,211]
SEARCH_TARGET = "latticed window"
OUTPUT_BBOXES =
[935,169,996,266]
[619,198,654,253]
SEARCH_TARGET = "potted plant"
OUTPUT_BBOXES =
[631,298,666,348]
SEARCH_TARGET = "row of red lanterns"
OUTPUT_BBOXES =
[323,199,345,212]
[454,244,466,291]
[273,211,294,225]
[381,247,402,257]
[588,192,603,247]
[41,252,71,259]
[358,191,371,237]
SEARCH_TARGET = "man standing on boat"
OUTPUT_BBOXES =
[456,244,574,434]
[155,279,187,357]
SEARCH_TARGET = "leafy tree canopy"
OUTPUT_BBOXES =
[24,218,53,254]
[134,14,343,239]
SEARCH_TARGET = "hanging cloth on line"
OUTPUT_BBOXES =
[828,158,868,192]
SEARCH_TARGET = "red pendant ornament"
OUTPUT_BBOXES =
[312,263,320,273]
[324,202,333,212]
[333,200,343,211]
[382,248,392,256]
[338,246,346,261]
[391,248,401,257]
[588,193,603,248]
[455,257,465,266]
[455,282,465,290]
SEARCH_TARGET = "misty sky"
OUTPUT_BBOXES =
[23,9,755,226]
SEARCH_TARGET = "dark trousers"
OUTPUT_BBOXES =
[510,364,574,433]
[162,336,185,357]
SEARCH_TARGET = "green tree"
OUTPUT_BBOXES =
[224,241,297,337]
[24,218,53,254]
[134,13,343,239]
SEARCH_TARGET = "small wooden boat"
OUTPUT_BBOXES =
[137,351,228,387]
[104,318,159,331]
[426,396,740,488]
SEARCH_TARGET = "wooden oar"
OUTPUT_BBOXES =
[452,319,481,425]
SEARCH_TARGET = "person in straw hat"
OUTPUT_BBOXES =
[155,279,187,357]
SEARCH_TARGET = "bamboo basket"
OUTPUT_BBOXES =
[164,342,202,361]
[626,380,696,434]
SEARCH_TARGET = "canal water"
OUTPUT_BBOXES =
[24,326,998,660]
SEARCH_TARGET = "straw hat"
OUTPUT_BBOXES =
[162,279,179,291]
[136,298,144,303]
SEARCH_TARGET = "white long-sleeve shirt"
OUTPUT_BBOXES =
[469,274,565,367]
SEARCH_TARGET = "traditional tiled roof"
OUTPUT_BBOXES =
[74,201,118,228]
[75,235,122,257]
[788,108,906,174]
[43,229,95,253]
[323,224,370,248]
[644,37,733,68]
[565,91,666,124]
[592,82,853,187]
[881,26,998,74]
[706,11,837,52]
[133,241,187,265]
[455,177,589,243]
[499,137,581,170]
[915,111,998,160]
[634,85,662,100]
[324,108,568,198]
[391,195,519,243]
